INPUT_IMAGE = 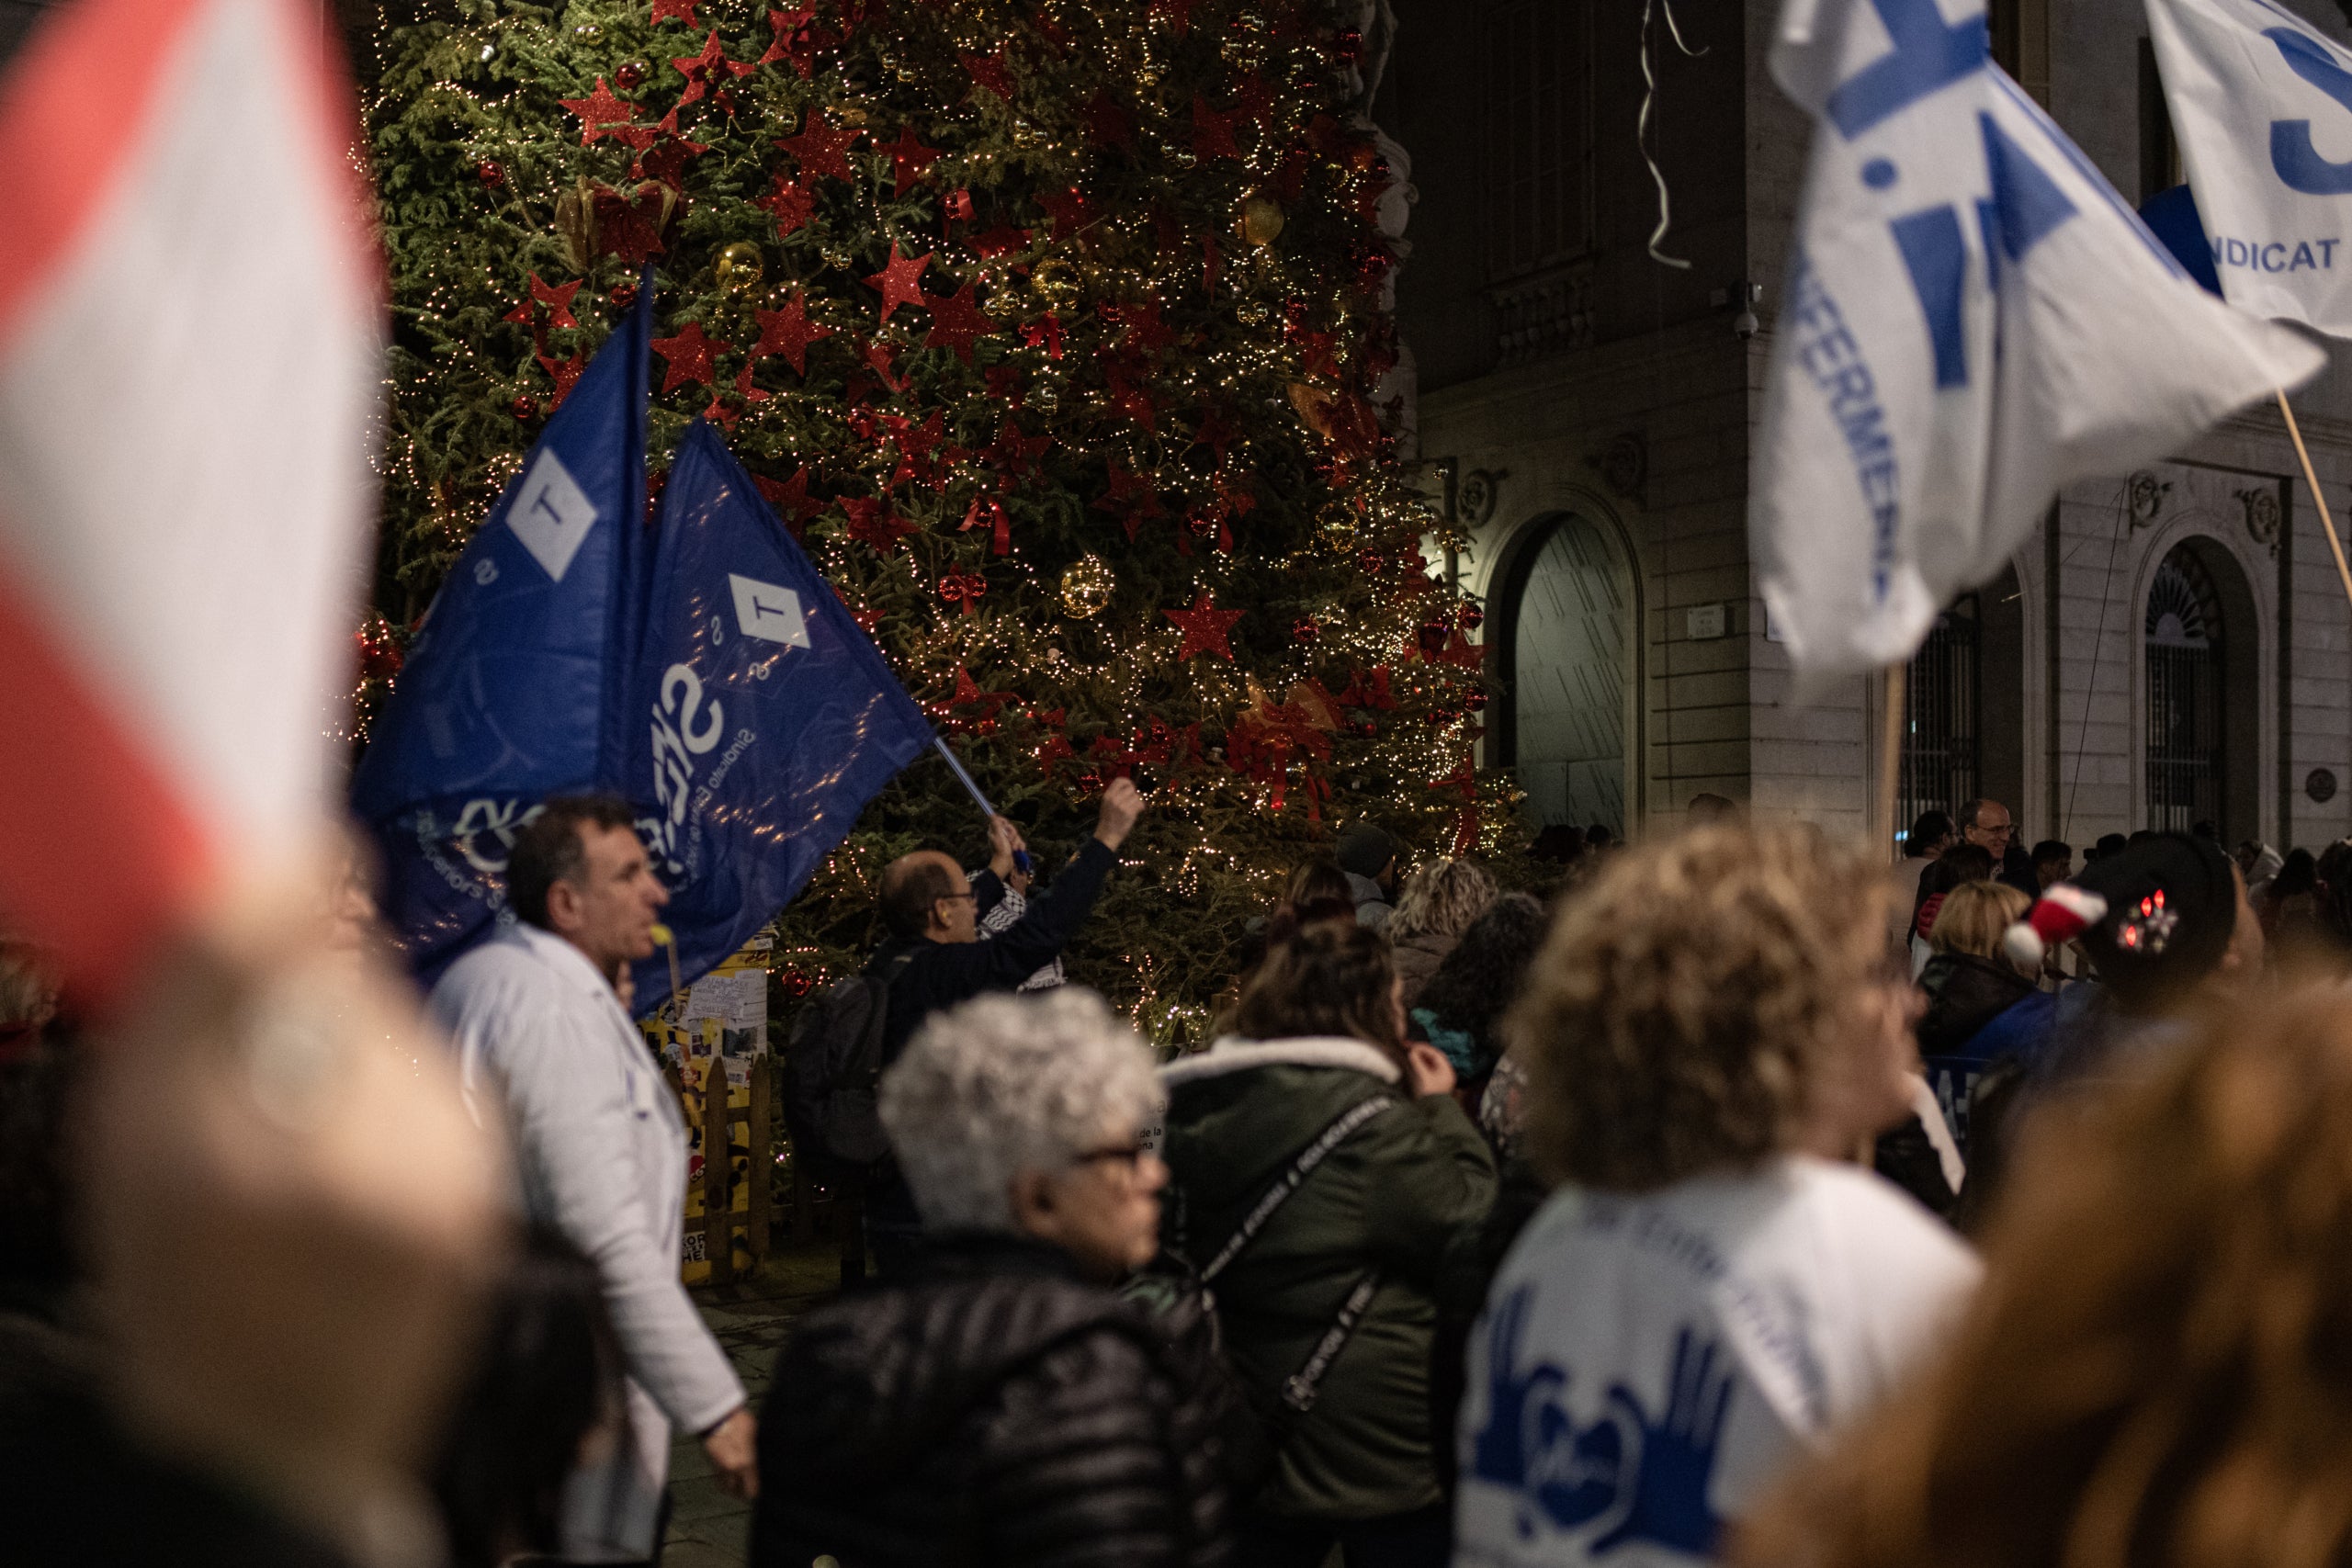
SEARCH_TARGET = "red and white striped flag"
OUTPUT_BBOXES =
[0,0,381,997]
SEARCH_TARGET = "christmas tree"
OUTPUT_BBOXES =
[364,0,1516,1037]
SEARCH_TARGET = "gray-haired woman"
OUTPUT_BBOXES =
[752,989,1231,1568]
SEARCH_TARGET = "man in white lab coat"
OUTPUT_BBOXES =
[432,795,754,1563]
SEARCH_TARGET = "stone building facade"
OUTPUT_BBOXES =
[1383,0,2352,856]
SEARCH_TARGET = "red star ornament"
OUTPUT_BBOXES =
[753,175,815,235]
[922,278,994,363]
[1164,592,1244,662]
[529,274,582,329]
[670,29,728,103]
[753,466,822,540]
[537,351,587,409]
[865,243,932,322]
[559,78,639,145]
[750,289,832,375]
[650,0,698,24]
[961,47,1014,101]
[707,364,769,428]
[776,115,861,181]
[884,125,943,196]
[650,320,724,391]
[840,495,919,555]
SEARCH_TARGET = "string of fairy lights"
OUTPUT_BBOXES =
[358,0,1525,1032]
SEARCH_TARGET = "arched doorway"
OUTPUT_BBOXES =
[1491,513,1630,836]
[2143,538,2257,839]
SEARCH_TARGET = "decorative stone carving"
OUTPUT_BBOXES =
[1488,261,1594,365]
[1458,468,1507,526]
[2311,768,2338,805]
[2236,485,2282,559]
[1585,432,1645,505]
[2126,470,2169,530]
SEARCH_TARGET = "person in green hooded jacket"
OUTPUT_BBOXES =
[1158,923,1498,1568]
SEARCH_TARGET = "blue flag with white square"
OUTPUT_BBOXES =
[352,285,653,982]
[624,418,934,1005]
[1755,0,2323,678]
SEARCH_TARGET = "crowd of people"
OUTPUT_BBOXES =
[13,785,2352,1566]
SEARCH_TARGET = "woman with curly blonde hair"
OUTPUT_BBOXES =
[1386,857,1497,1009]
[1453,824,1981,1568]
[1736,989,2352,1568]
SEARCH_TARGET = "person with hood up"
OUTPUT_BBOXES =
[1159,923,1496,1568]
[1333,823,1402,931]
[752,990,1229,1568]
[1385,858,1497,1010]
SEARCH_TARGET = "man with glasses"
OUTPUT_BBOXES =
[856,778,1148,1275]
[1960,797,2041,899]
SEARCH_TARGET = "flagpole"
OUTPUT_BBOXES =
[2277,388,2352,613]
[1879,661,1905,862]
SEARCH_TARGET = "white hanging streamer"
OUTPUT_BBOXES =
[1640,0,1706,269]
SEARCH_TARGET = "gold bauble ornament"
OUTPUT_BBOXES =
[1236,298,1270,326]
[1031,257,1080,308]
[715,242,765,293]
[1317,501,1359,553]
[1058,554,1115,619]
[1238,191,1285,247]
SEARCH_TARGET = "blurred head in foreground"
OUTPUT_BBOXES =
[1736,991,2352,1568]
[880,989,1164,1281]
[1510,822,1917,1189]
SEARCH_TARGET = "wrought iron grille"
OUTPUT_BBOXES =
[2145,548,2222,833]
[1900,596,1981,835]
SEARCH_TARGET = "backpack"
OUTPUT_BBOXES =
[782,953,913,1171]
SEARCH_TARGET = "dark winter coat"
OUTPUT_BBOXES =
[751,1235,1230,1568]
[1158,1037,1497,1522]
[1385,930,1456,1011]
[1916,951,2036,1057]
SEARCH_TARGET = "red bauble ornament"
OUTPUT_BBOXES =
[1464,689,1489,712]
[1418,618,1449,654]
[1334,27,1363,63]
[1356,549,1385,576]
[475,159,505,188]
[1186,511,1218,538]
[781,970,815,999]
[511,392,539,420]
[1459,604,1485,632]
[616,58,649,89]
[1292,616,1319,644]
[942,186,974,223]
[609,280,638,309]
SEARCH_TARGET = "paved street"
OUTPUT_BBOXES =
[662,1245,842,1568]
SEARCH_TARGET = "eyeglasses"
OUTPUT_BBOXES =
[1073,1142,1149,1170]
[935,891,977,905]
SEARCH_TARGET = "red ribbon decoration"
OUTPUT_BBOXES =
[938,570,989,615]
[960,494,1011,556]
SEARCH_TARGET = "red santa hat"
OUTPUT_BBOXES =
[2001,882,2109,971]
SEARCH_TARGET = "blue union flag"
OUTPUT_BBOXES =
[1753,0,2321,679]
[620,419,934,1005]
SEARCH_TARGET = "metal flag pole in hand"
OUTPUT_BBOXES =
[2277,388,2352,614]
[933,737,1030,874]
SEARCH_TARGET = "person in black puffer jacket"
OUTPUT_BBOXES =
[754,989,1228,1568]
[1914,880,2036,1157]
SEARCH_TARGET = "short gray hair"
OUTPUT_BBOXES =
[1387,857,1498,942]
[878,989,1161,1233]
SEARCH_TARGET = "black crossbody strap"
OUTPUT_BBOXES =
[1281,1268,1384,1414]
[1200,1093,1398,1284]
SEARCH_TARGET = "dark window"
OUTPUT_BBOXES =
[2138,38,2179,204]
[1483,0,1592,282]
[1988,0,2020,78]
[1901,596,1982,831]
[2145,546,2223,832]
